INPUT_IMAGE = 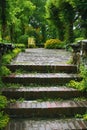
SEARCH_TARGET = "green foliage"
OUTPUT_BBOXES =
[0,46,21,130]
[14,44,25,49]
[0,95,9,129]
[74,97,86,101]
[2,54,12,64]
[29,0,47,43]
[46,0,64,41]
[12,48,21,57]
[83,114,87,120]
[0,47,21,129]
[0,78,4,88]
[46,0,87,43]
[75,114,82,118]
[14,44,25,52]
[68,80,81,90]
[5,83,21,88]
[2,48,21,64]
[8,98,24,104]
[44,39,64,49]
[15,69,26,74]
[0,0,36,42]
[18,97,25,102]
[0,66,11,76]
[18,35,29,46]
[0,47,21,89]
[75,113,87,121]
[0,95,7,109]
[71,0,87,38]
[1,0,87,45]
[46,0,75,42]
[9,99,16,104]
[0,112,9,129]
[75,37,84,42]
[26,26,43,46]
[68,66,87,91]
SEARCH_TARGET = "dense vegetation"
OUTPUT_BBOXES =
[0,95,9,129]
[68,66,87,91]
[0,0,87,128]
[44,38,65,49]
[46,0,87,43]
[0,0,87,46]
[0,47,23,129]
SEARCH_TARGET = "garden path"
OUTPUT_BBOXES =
[3,48,87,130]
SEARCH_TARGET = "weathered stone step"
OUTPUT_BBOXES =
[5,118,87,130]
[6,64,77,73]
[5,100,87,118]
[1,87,86,100]
[2,73,82,85]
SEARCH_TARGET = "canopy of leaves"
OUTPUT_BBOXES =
[0,0,87,44]
[46,0,87,42]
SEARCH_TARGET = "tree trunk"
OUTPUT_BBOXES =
[0,0,7,41]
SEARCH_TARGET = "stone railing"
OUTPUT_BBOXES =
[0,43,14,65]
[70,40,87,66]
[0,43,14,55]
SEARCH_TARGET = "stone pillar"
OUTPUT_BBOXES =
[81,40,87,65]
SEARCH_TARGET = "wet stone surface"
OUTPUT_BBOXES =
[4,48,87,130]
[11,48,71,65]
[5,118,87,130]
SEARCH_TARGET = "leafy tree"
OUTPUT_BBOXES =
[46,0,87,43]
[29,0,47,43]
[58,0,75,43]
[0,90,9,129]
[8,0,35,42]
[0,0,35,42]
[70,0,87,38]
[45,0,75,43]
[0,0,9,40]
[46,0,64,41]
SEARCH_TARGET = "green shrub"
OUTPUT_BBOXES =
[75,113,87,120]
[75,37,84,42]
[2,54,12,64]
[0,47,21,129]
[2,48,21,64]
[0,95,7,109]
[0,78,4,88]
[18,34,29,47]
[0,96,9,129]
[12,48,21,58]
[0,66,11,76]
[83,114,87,120]
[68,66,87,91]
[0,112,9,129]
[44,39,64,49]
[14,44,25,49]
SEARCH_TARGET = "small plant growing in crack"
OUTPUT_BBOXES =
[67,65,87,91]
[8,98,25,104]
[75,113,87,120]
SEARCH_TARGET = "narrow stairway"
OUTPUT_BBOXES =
[1,48,87,130]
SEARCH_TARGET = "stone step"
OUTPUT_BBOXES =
[2,73,82,85]
[5,100,87,118]
[5,118,87,130]
[6,64,77,73]
[1,87,86,100]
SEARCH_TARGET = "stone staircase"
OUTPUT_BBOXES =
[1,48,87,129]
